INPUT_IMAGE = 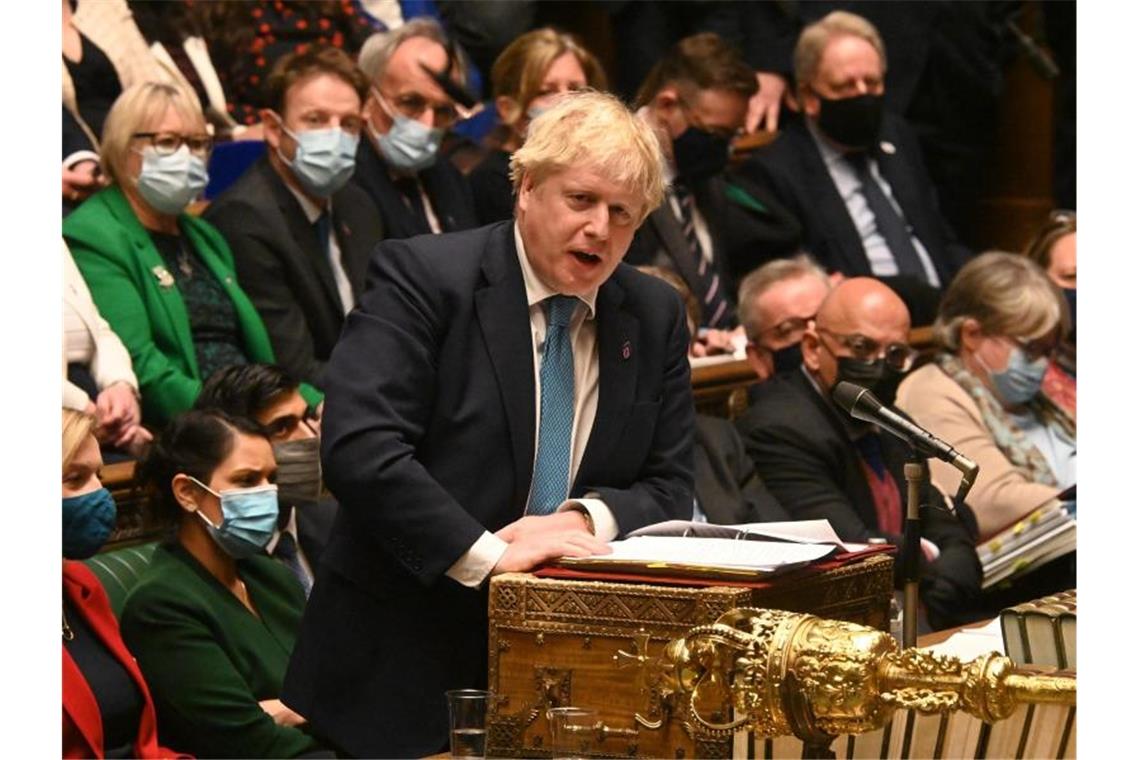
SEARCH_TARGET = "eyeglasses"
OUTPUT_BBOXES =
[132,132,213,157]
[754,315,815,347]
[376,89,459,129]
[817,326,917,372]
[1006,335,1058,363]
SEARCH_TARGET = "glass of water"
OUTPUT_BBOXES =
[446,689,493,758]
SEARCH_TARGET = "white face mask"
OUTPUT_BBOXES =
[134,145,209,215]
[274,113,359,198]
[370,89,443,172]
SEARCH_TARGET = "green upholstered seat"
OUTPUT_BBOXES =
[83,542,158,618]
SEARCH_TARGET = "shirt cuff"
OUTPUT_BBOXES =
[560,497,618,542]
[445,531,509,588]
[63,150,99,170]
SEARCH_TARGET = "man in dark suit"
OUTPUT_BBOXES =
[282,92,695,757]
[625,33,800,331]
[740,11,972,326]
[206,47,384,389]
[736,277,981,631]
[195,364,336,597]
[353,17,478,239]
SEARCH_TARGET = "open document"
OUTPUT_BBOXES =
[558,535,836,580]
[627,518,872,553]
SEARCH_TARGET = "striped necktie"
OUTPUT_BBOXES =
[673,183,730,328]
[528,295,578,514]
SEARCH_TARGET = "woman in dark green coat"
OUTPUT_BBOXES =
[121,410,330,758]
[63,81,320,427]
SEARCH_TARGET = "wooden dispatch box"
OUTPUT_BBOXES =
[486,554,895,758]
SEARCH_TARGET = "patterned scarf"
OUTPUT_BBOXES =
[933,353,1076,487]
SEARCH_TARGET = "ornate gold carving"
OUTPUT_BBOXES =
[649,607,1076,744]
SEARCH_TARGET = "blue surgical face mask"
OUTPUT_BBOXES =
[980,344,1048,406]
[135,145,209,215]
[62,487,117,559]
[188,476,278,559]
[275,115,359,198]
[370,90,443,172]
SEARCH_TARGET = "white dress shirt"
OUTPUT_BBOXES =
[807,121,941,288]
[285,184,355,314]
[445,223,620,587]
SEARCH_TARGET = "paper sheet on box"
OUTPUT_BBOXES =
[583,535,835,571]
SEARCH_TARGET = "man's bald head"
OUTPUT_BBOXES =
[804,278,911,391]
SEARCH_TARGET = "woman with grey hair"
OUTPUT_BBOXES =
[896,251,1074,540]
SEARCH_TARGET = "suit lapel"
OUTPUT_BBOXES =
[648,204,703,295]
[264,162,344,314]
[105,188,199,376]
[575,279,637,490]
[474,224,537,508]
[791,122,873,276]
[873,122,948,281]
[356,138,420,239]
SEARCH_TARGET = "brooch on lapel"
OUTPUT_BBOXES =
[621,340,632,360]
[151,265,175,289]
[879,141,897,155]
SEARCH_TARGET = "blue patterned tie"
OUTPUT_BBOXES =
[529,295,578,514]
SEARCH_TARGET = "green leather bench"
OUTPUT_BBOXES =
[83,542,158,617]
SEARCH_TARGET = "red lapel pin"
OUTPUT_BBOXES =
[621,341,632,360]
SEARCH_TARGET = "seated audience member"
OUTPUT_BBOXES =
[62,409,182,759]
[205,47,385,389]
[640,265,790,525]
[62,0,193,213]
[737,254,831,384]
[736,278,982,630]
[1023,210,1077,415]
[896,252,1075,541]
[63,239,152,457]
[625,33,801,330]
[121,410,331,757]
[468,27,607,226]
[196,364,336,596]
[740,11,971,326]
[353,19,479,238]
[63,82,318,427]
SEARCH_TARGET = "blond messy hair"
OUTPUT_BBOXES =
[934,251,1070,352]
[101,81,206,187]
[794,11,887,95]
[62,408,96,472]
[510,90,666,224]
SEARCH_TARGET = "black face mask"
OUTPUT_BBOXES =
[770,343,804,375]
[673,126,731,183]
[814,91,884,151]
[834,357,905,408]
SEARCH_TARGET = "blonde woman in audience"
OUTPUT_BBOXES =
[896,252,1075,540]
[121,410,331,757]
[63,82,318,428]
[62,409,180,758]
[468,27,608,224]
[63,239,152,458]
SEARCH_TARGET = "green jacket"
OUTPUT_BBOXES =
[120,542,324,758]
[63,186,321,425]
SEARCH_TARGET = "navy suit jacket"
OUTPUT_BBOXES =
[283,221,695,757]
[351,136,478,240]
[741,115,971,323]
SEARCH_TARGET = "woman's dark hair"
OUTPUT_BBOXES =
[136,409,267,525]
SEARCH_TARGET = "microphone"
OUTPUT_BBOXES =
[832,381,979,503]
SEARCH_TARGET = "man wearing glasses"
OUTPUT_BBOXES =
[353,18,478,239]
[207,46,385,390]
[736,277,982,633]
[625,32,800,334]
[737,254,832,384]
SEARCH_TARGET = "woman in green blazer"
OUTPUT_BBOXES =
[121,409,331,758]
[63,81,319,426]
